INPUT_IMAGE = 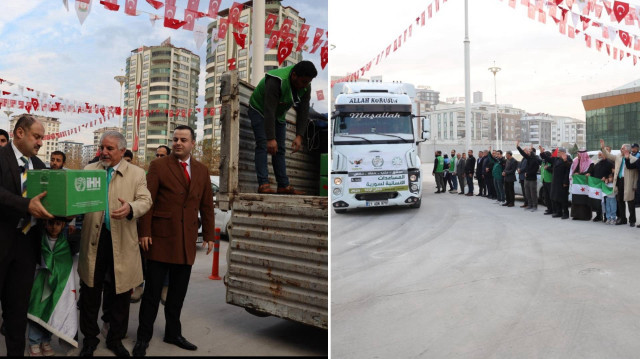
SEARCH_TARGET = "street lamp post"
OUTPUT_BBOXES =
[3,110,13,131]
[114,73,127,131]
[464,0,471,152]
[488,62,501,150]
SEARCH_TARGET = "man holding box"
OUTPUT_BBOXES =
[0,114,53,356]
[78,131,152,357]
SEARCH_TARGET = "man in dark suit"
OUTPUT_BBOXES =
[0,114,54,356]
[133,125,215,357]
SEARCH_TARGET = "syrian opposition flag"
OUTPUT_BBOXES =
[27,233,78,348]
[571,174,614,208]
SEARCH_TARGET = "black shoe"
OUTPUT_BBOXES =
[163,336,197,351]
[132,340,149,357]
[592,217,602,222]
[544,211,553,215]
[107,341,131,357]
[631,222,636,227]
[79,341,98,357]
[0,322,4,336]
[458,192,465,195]
[501,203,509,206]
[561,215,569,219]
[552,213,562,218]
[615,219,627,225]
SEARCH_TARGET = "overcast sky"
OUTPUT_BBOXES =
[329,0,640,120]
[0,0,328,145]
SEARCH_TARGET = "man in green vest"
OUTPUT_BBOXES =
[432,151,445,193]
[249,60,318,194]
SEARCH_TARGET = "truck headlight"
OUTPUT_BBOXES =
[409,174,417,182]
[411,184,418,192]
[333,188,342,196]
[334,177,343,185]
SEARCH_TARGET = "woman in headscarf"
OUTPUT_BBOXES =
[570,149,594,220]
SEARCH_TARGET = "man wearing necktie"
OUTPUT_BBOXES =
[133,125,215,357]
[78,131,152,357]
[0,115,53,356]
[601,140,638,227]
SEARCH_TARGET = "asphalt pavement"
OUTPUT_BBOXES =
[0,240,327,357]
[332,164,640,358]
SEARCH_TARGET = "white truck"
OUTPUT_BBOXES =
[331,82,430,213]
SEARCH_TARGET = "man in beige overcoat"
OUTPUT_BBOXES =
[601,139,638,226]
[78,131,152,356]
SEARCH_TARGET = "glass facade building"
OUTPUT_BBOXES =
[583,84,640,151]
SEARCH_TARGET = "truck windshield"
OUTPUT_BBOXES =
[335,112,413,136]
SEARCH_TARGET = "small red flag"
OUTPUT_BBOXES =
[100,0,120,11]
[124,0,137,15]
[277,41,293,65]
[217,18,229,40]
[228,58,237,70]
[187,0,200,11]
[266,31,280,49]
[316,90,324,101]
[613,1,629,22]
[207,0,221,18]
[31,98,39,111]
[183,9,197,31]
[321,44,328,69]
[619,30,631,47]
[280,18,293,36]
[313,28,324,48]
[265,13,277,34]
[146,0,163,9]
[233,32,246,49]
[298,24,310,45]
[229,2,243,26]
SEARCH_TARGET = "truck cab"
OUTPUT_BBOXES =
[331,82,430,213]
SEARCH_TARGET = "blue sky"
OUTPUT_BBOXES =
[0,0,328,144]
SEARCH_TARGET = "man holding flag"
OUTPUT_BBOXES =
[601,139,637,226]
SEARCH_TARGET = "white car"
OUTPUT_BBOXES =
[198,176,232,241]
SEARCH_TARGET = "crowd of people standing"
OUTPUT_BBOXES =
[432,139,640,225]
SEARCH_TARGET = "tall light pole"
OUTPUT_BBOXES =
[251,0,265,86]
[488,62,501,149]
[464,0,471,152]
[114,72,127,131]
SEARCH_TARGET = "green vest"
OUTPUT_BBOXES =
[450,157,455,172]
[435,156,444,173]
[492,158,503,178]
[249,66,310,123]
[541,160,552,183]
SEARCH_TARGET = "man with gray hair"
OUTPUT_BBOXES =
[601,139,638,226]
[78,131,152,356]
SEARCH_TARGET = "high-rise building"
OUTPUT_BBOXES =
[57,141,84,162]
[204,0,306,148]
[123,39,200,163]
[93,126,121,146]
[582,79,640,150]
[520,113,554,148]
[552,116,586,149]
[83,144,99,165]
[9,114,60,163]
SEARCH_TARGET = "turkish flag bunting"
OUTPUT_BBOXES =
[528,4,535,19]
[233,32,246,48]
[585,34,592,47]
[310,39,323,54]
[296,37,308,52]
[316,90,324,101]
[280,31,295,44]
[581,16,591,30]
[313,28,324,48]
[267,31,280,49]
[25,103,31,114]
[321,44,328,69]
[265,13,277,34]
[100,0,120,11]
[183,9,197,31]
[635,55,638,65]
[207,0,221,18]
[619,30,632,47]
[538,10,546,23]
[435,0,439,12]
[2,91,10,95]
[146,0,163,9]
[229,2,243,26]
[124,0,137,15]
[428,5,433,18]
[31,98,39,111]
[217,18,229,40]
[280,18,293,36]
[613,1,629,22]
[277,41,293,65]
[298,24,310,45]
[386,44,391,56]
[187,0,200,11]
[228,58,237,70]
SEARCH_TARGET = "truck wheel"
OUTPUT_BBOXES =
[334,209,347,214]
[410,198,421,208]
[245,308,271,317]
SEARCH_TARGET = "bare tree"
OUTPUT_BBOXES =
[194,139,220,175]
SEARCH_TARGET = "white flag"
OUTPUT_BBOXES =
[194,24,207,50]
[75,0,92,25]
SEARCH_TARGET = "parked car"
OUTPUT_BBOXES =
[198,175,232,242]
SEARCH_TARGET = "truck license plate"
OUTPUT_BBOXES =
[366,200,388,207]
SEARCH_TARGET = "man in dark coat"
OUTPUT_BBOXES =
[517,155,528,208]
[540,146,572,219]
[483,150,496,200]
[476,151,486,196]
[0,115,54,356]
[516,141,542,211]
[456,153,466,195]
[464,150,476,196]
[502,151,518,207]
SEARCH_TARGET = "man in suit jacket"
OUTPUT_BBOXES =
[133,125,215,357]
[0,115,53,356]
[78,131,152,357]
[502,151,518,207]
[456,153,466,195]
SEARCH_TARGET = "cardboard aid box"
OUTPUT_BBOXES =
[27,170,107,217]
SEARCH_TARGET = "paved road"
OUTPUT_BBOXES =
[332,165,640,358]
[0,240,327,356]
